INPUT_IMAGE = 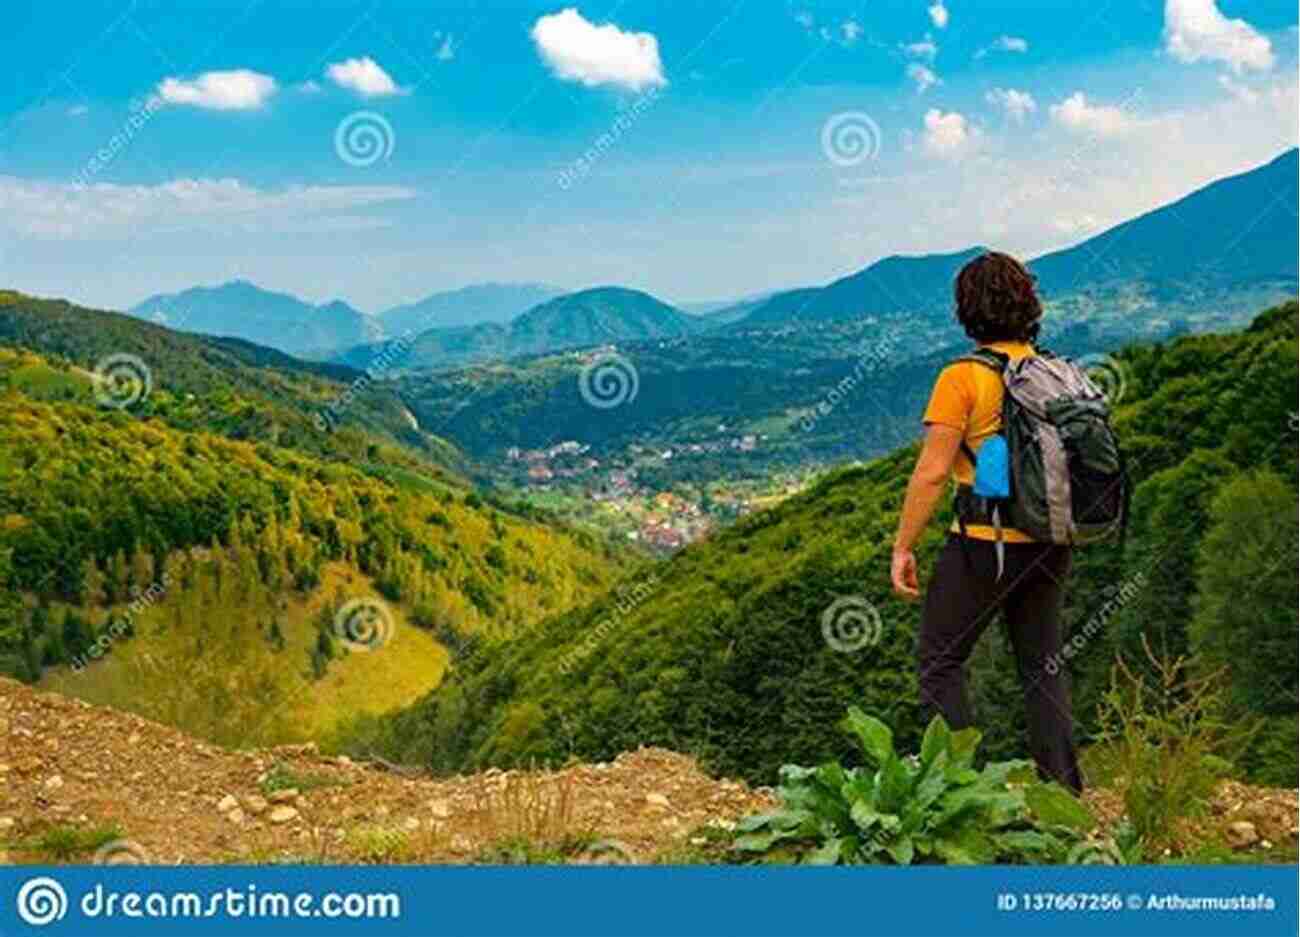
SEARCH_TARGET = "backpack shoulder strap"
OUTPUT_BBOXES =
[951,347,1009,372]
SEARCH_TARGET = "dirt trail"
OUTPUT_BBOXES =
[2,678,1294,865]
[0,678,775,864]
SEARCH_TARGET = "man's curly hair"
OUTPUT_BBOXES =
[954,251,1042,344]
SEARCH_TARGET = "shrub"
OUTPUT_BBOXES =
[1091,638,1239,853]
[733,708,1097,865]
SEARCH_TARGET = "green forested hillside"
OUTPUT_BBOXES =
[0,290,466,480]
[0,342,629,744]
[359,302,1298,786]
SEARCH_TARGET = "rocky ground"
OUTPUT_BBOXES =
[1,678,1295,865]
[0,678,775,864]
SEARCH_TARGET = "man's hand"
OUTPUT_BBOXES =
[891,547,920,600]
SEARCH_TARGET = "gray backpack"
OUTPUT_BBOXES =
[954,348,1129,572]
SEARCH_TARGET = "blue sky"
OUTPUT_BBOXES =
[0,0,1296,312]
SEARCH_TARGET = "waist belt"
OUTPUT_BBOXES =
[953,484,1008,580]
[954,484,999,526]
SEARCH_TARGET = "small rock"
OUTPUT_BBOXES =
[403,817,420,832]
[336,755,353,767]
[225,808,246,824]
[427,800,452,819]
[127,733,141,745]
[268,789,299,804]
[269,806,299,824]
[1226,821,1259,849]
[645,792,671,808]
[216,794,239,813]
[243,795,269,815]
[44,775,64,791]
[0,817,15,831]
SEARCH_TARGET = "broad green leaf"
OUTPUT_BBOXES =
[885,835,915,865]
[948,727,981,770]
[944,766,980,786]
[996,829,1057,859]
[842,707,895,766]
[1025,783,1094,833]
[876,756,912,812]
[912,750,949,811]
[933,826,996,864]
[805,838,844,865]
[734,830,786,852]
[735,812,780,833]
[850,801,881,831]
[979,758,1037,787]
[919,715,951,768]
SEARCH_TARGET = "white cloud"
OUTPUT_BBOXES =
[928,2,949,29]
[842,20,863,45]
[0,176,416,239]
[1164,0,1274,73]
[295,80,322,94]
[904,36,938,60]
[530,8,666,91]
[976,35,1029,58]
[157,69,277,110]
[1049,92,1139,136]
[1052,213,1100,235]
[1218,74,1259,104]
[921,108,978,158]
[907,63,941,93]
[326,57,406,97]
[986,87,1037,123]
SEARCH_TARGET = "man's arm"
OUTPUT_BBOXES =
[891,423,964,599]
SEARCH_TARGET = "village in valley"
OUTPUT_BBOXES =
[498,434,805,553]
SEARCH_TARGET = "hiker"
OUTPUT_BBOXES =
[890,252,1125,793]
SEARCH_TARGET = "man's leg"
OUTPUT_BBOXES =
[918,536,999,730]
[1002,545,1082,791]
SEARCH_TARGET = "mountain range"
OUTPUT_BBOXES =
[129,280,376,359]
[376,283,566,335]
[124,148,1296,374]
[336,286,703,372]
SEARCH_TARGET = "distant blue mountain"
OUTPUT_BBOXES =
[129,280,376,359]
[376,283,565,335]
[730,247,986,328]
[1030,148,1298,298]
[337,286,699,371]
[722,148,1298,329]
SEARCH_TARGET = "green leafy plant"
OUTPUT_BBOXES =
[733,708,1097,865]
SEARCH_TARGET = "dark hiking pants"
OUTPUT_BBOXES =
[917,534,1082,792]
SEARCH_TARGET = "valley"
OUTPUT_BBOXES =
[0,151,1296,871]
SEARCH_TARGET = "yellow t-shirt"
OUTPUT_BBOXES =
[922,341,1036,542]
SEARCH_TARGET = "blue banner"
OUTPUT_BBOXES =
[0,865,1296,937]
